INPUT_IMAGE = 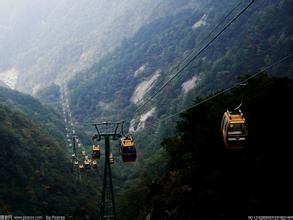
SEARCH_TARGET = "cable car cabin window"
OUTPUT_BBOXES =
[228,123,247,134]
[229,123,242,130]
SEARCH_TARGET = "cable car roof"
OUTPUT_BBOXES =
[224,111,246,123]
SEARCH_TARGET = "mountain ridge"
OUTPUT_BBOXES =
[0,86,98,216]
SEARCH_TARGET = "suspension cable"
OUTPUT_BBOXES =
[134,0,244,108]
[143,53,293,130]
[135,0,255,114]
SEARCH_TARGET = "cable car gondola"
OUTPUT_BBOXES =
[79,164,84,171]
[109,153,114,164]
[92,160,98,169]
[221,109,248,149]
[92,144,101,159]
[84,159,91,169]
[119,135,137,162]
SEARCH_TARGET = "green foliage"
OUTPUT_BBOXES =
[67,0,293,131]
[63,1,293,218]
[0,87,100,217]
[0,86,64,138]
[2,0,289,218]
[141,75,293,218]
[35,83,61,106]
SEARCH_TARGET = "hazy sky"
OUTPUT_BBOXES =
[0,0,163,92]
[0,1,55,31]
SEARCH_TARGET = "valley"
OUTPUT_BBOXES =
[0,0,292,219]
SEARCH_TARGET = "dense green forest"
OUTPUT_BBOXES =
[1,0,292,219]
[68,0,292,123]
[2,74,293,218]
[116,74,293,219]
[0,86,99,217]
[0,86,63,136]
[64,1,293,218]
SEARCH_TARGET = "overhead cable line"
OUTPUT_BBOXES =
[135,0,255,114]
[145,53,293,130]
[134,0,244,108]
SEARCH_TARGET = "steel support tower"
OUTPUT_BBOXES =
[92,122,124,220]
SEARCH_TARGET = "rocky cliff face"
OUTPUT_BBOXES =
[0,0,205,94]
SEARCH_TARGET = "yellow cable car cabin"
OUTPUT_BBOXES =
[109,153,114,164]
[92,144,101,159]
[84,159,91,169]
[119,135,136,162]
[79,164,84,171]
[92,160,97,169]
[221,110,248,149]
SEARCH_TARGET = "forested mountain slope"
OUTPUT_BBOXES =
[1,0,292,218]
[64,1,293,218]
[118,74,293,219]
[0,86,97,217]
[68,0,292,126]
[0,86,63,135]
[0,0,206,94]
